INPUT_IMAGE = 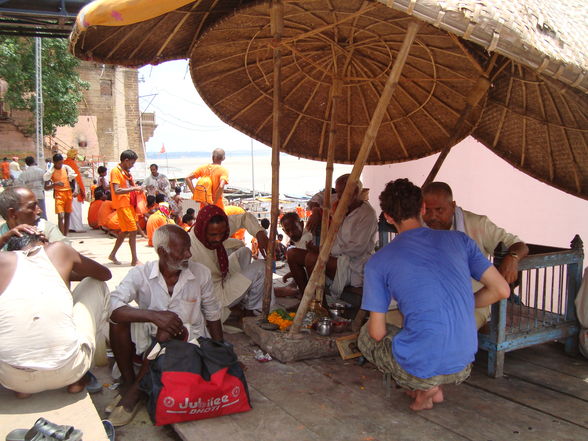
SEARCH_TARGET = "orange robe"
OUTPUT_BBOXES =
[64,158,85,202]
[225,205,246,240]
[88,200,103,229]
[147,211,174,246]
[97,200,119,230]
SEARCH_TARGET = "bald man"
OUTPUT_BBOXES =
[422,182,529,328]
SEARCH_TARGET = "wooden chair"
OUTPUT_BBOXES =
[478,236,584,377]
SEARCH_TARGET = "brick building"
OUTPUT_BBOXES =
[0,62,156,166]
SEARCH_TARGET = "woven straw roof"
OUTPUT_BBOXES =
[68,0,588,199]
[191,0,485,165]
[69,0,257,67]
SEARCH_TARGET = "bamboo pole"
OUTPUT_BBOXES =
[315,78,342,303]
[262,0,284,317]
[423,53,499,186]
[290,21,421,334]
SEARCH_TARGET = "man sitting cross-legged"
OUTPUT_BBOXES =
[190,205,274,321]
[0,233,111,398]
[358,179,509,411]
[108,224,223,427]
[283,174,377,300]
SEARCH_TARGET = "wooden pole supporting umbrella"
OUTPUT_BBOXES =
[262,0,284,317]
[290,21,422,335]
[315,78,342,304]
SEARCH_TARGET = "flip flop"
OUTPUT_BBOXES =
[109,401,142,427]
[86,371,102,394]
[104,394,121,414]
[102,420,115,441]
[5,417,83,441]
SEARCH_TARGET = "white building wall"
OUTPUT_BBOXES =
[362,136,588,251]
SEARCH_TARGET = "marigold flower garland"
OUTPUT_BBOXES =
[268,309,295,331]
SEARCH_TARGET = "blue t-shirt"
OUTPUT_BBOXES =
[361,227,492,379]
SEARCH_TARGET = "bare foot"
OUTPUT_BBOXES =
[432,386,444,404]
[108,255,122,265]
[67,374,88,394]
[131,260,143,267]
[14,391,32,399]
[118,384,142,412]
[409,386,440,411]
[404,389,417,399]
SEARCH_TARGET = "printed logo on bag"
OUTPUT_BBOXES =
[155,369,251,425]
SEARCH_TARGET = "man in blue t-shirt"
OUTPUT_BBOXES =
[358,179,509,411]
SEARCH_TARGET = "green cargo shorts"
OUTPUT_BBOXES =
[358,323,471,390]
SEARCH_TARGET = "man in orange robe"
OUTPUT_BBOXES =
[88,188,105,229]
[146,202,175,247]
[64,149,86,232]
[109,150,142,266]
[44,153,77,236]
[185,148,228,209]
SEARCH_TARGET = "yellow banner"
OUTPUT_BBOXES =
[77,0,195,30]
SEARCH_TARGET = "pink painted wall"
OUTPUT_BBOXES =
[362,137,588,252]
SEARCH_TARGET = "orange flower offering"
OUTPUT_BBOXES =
[268,309,296,331]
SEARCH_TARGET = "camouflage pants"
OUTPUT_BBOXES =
[358,323,471,390]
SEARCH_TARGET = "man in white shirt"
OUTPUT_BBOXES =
[422,181,529,328]
[141,163,171,198]
[109,224,223,427]
[15,156,47,219]
[277,212,313,297]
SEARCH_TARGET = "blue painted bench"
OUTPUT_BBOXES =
[478,236,584,377]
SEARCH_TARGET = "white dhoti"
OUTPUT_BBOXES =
[0,278,110,394]
[228,247,275,313]
[70,198,85,232]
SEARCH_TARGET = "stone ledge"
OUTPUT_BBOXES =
[242,317,342,363]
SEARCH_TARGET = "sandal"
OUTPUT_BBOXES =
[5,417,83,441]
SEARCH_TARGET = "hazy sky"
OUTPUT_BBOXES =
[139,60,268,155]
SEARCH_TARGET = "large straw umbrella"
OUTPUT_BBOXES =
[69,0,587,334]
[69,0,257,67]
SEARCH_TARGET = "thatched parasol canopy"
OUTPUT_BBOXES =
[69,0,588,199]
[69,0,256,67]
[378,0,588,199]
[190,0,486,166]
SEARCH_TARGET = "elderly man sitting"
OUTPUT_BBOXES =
[0,233,111,398]
[190,205,273,321]
[0,187,68,250]
[108,224,223,427]
[422,182,529,328]
[284,174,378,300]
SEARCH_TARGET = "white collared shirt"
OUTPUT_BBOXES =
[110,260,221,340]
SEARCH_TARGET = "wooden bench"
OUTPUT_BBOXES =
[478,236,584,377]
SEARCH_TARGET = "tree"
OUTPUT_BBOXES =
[0,36,88,135]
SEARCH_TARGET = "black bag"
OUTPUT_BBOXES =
[140,338,252,426]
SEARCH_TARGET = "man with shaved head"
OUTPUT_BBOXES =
[422,181,529,329]
[186,148,229,209]
[0,186,67,250]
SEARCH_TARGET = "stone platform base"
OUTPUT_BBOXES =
[242,317,343,363]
